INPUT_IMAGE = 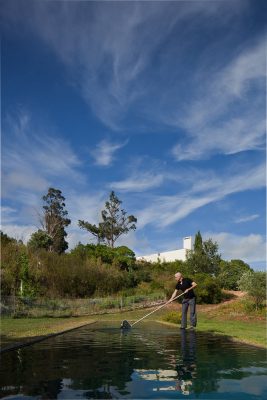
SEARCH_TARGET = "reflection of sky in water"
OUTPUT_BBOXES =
[131,368,192,395]
[218,375,267,396]
[0,322,266,399]
[134,368,178,380]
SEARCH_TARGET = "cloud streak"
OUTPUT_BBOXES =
[1,0,255,134]
[2,112,83,203]
[234,214,260,224]
[110,172,164,192]
[171,38,266,160]
[137,161,265,228]
[91,139,127,166]
[204,232,266,263]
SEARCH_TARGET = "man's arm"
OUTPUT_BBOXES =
[184,281,197,293]
[169,289,178,302]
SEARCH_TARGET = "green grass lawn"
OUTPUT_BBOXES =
[194,314,266,347]
[0,316,96,349]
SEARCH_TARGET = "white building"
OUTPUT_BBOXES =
[136,236,194,263]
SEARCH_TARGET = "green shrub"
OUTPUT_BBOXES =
[163,311,182,324]
[149,281,163,291]
[1,240,26,296]
[241,298,266,315]
[194,273,222,304]
[217,259,252,290]
[238,271,266,309]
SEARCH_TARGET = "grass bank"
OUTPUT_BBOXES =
[0,316,96,351]
[196,315,266,347]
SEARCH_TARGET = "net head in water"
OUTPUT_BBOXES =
[120,320,131,329]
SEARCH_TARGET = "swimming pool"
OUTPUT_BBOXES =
[0,321,266,399]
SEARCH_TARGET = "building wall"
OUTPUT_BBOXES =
[136,236,193,263]
[183,236,193,250]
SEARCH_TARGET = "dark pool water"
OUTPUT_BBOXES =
[0,321,266,399]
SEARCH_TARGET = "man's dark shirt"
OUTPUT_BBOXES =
[175,278,196,299]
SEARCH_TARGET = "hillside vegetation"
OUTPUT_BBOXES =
[2,189,265,312]
[1,231,265,316]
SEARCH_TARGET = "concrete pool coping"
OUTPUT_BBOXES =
[0,320,97,354]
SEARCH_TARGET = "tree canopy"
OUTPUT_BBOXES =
[28,230,53,251]
[78,191,137,248]
[42,188,71,253]
[186,232,221,275]
[218,259,252,290]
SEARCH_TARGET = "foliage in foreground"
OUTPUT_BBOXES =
[217,259,252,290]
[162,311,182,324]
[238,271,266,309]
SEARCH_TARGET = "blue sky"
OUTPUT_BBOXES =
[1,0,266,269]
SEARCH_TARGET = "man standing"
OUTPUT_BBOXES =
[169,272,197,329]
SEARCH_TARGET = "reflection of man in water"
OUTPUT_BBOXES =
[176,328,197,395]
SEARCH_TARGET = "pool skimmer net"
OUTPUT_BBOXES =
[119,289,192,330]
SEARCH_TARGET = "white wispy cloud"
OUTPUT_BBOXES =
[234,214,260,224]
[91,139,127,166]
[110,172,164,192]
[3,112,83,201]
[1,206,17,224]
[1,0,250,131]
[109,157,186,193]
[137,161,266,229]
[172,38,266,160]
[203,232,266,263]
[0,224,36,243]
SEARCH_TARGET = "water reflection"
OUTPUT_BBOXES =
[0,322,266,399]
[175,328,196,395]
[134,328,197,395]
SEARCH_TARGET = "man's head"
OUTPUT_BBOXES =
[174,272,183,282]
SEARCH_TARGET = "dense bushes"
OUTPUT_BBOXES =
[29,252,141,298]
[2,232,252,306]
[194,273,222,304]
[238,271,266,309]
[70,243,136,270]
[1,240,223,303]
[217,259,252,290]
[1,240,27,296]
[1,239,153,299]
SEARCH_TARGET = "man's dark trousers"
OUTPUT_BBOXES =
[181,298,197,328]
